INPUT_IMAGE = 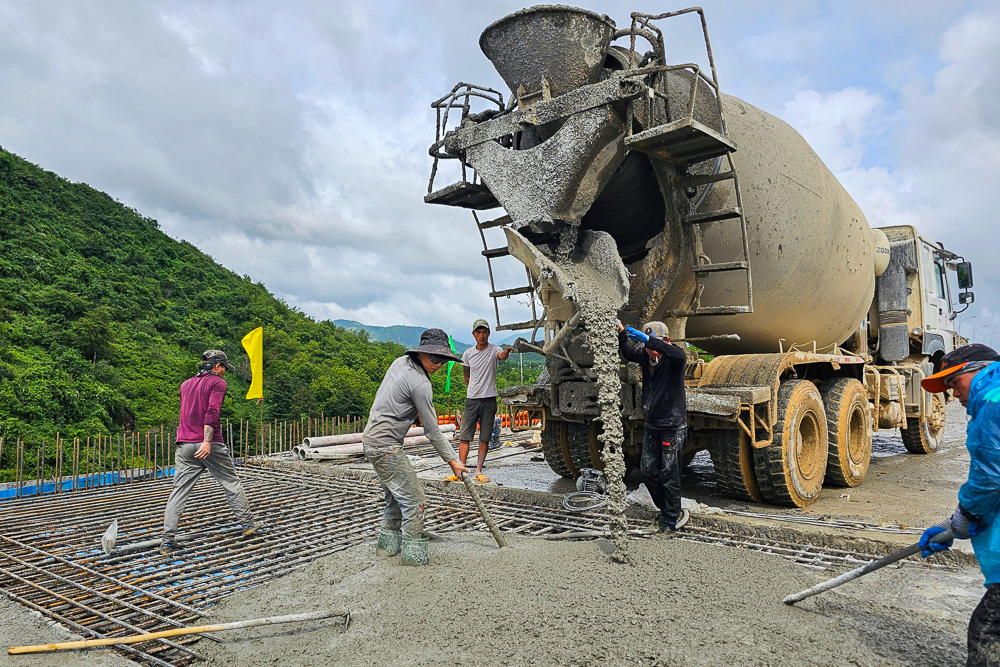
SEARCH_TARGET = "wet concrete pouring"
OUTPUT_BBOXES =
[0,401,983,665]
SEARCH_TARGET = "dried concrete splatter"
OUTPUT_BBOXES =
[196,533,975,667]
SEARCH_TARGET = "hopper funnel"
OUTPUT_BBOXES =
[480,6,616,99]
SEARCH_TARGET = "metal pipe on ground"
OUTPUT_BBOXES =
[302,424,455,448]
[298,430,457,461]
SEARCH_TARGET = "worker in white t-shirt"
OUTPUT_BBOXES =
[445,319,511,483]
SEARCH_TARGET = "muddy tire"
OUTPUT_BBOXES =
[753,380,828,507]
[820,378,871,487]
[900,392,946,454]
[710,429,763,502]
[567,422,603,472]
[541,419,576,478]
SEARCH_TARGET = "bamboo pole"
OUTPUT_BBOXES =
[7,608,351,655]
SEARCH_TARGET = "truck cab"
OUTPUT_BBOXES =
[875,225,971,366]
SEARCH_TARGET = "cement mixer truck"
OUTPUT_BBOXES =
[424,6,977,506]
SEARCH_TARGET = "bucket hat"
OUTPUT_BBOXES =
[921,343,1000,393]
[406,328,463,364]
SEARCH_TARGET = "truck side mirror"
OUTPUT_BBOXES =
[959,291,975,305]
[957,262,974,289]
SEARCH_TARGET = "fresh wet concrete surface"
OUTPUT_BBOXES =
[197,533,980,667]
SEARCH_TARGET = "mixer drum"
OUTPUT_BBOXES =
[683,94,876,355]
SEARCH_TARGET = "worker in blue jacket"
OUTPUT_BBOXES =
[919,344,1000,666]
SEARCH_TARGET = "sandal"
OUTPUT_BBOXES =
[474,473,491,483]
[444,474,460,482]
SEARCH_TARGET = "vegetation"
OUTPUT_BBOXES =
[0,148,547,451]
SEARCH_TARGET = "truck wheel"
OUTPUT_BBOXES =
[820,378,871,487]
[900,392,946,454]
[541,419,576,478]
[709,429,763,501]
[753,380,828,507]
[567,422,603,472]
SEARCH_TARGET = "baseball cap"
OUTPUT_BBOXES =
[642,321,669,339]
[921,344,1000,393]
[202,350,235,371]
[472,318,491,332]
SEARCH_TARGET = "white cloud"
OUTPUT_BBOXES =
[0,0,997,343]
[782,87,887,173]
[773,7,1000,342]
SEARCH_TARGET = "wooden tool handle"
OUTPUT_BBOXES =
[8,608,350,655]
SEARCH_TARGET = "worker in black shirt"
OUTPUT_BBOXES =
[618,320,688,534]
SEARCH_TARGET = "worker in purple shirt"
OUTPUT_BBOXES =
[159,350,260,554]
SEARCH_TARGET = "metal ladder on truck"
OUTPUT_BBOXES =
[621,8,754,317]
[423,84,544,337]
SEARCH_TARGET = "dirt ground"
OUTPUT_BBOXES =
[197,533,981,667]
[0,596,136,667]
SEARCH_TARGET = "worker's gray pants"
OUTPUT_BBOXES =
[364,443,425,539]
[161,443,253,543]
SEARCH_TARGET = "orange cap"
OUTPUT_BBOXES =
[921,362,968,394]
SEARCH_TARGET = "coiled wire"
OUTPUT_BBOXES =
[563,491,608,512]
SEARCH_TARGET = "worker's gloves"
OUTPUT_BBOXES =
[625,327,649,343]
[919,505,988,559]
[918,526,953,558]
[949,504,986,539]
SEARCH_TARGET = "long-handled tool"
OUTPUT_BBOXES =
[460,471,509,548]
[7,609,351,655]
[100,519,247,556]
[782,527,955,605]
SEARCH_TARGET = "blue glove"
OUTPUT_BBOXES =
[918,526,954,558]
[625,326,649,343]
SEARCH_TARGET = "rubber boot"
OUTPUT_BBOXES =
[401,536,429,566]
[376,528,402,557]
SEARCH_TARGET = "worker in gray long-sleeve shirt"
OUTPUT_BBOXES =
[362,328,468,566]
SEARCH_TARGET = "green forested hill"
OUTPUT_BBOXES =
[0,148,477,442]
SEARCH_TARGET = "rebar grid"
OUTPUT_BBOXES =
[0,465,952,667]
[0,464,607,666]
[676,525,951,572]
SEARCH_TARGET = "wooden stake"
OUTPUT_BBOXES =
[7,608,351,655]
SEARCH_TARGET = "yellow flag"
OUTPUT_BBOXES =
[241,327,263,400]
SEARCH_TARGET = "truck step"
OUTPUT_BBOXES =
[490,286,535,298]
[683,207,742,225]
[695,261,748,273]
[496,319,542,332]
[424,182,500,210]
[482,247,510,259]
[673,171,735,190]
[624,118,736,166]
[478,214,511,229]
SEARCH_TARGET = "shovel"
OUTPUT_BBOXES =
[783,527,955,605]
[100,520,247,556]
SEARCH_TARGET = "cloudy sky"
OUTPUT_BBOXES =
[1,0,998,345]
